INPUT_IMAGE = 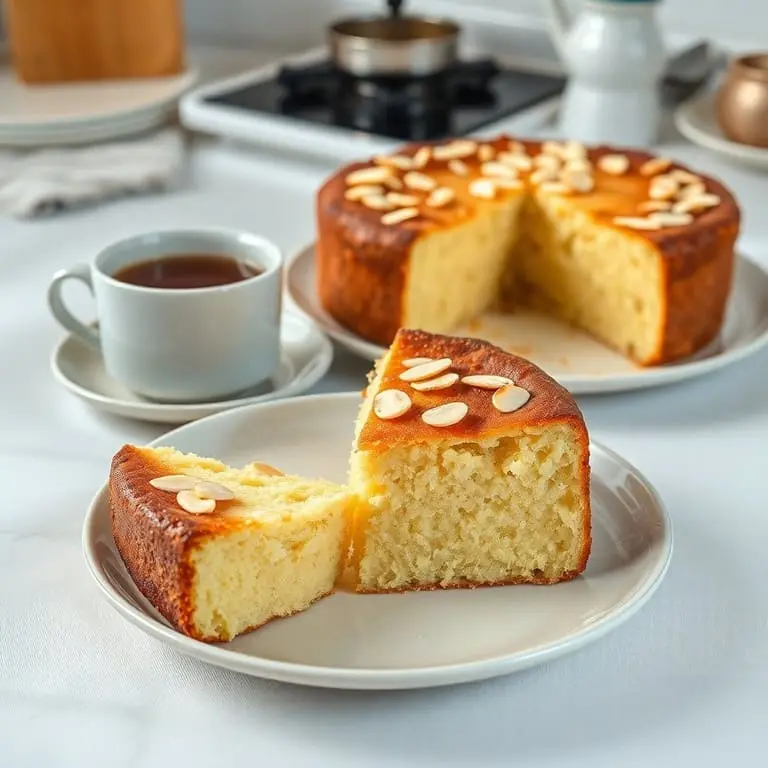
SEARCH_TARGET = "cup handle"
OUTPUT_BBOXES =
[47,264,100,350]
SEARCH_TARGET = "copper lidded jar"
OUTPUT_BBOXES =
[716,53,768,148]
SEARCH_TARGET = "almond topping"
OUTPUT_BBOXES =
[541,140,565,158]
[248,462,284,477]
[412,147,431,169]
[612,216,662,230]
[177,490,216,515]
[469,178,497,199]
[533,153,561,171]
[448,159,469,176]
[421,401,469,427]
[374,154,414,170]
[492,384,531,413]
[411,372,460,391]
[564,158,592,174]
[638,200,672,213]
[404,171,437,191]
[461,374,513,390]
[481,161,518,179]
[346,166,393,185]
[402,357,434,368]
[678,181,706,199]
[426,187,456,208]
[399,358,452,382]
[193,480,235,501]
[673,194,721,214]
[507,140,526,155]
[362,194,395,211]
[494,177,524,190]
[639,157,672,176]
[649,176,680,200]
[386,192,421,207]
[383,176,403,190]
[669,169,701,185]
[562,169,594,193]
[529,167,559,185]
[373,389,412,420]
[539,181,572,195]
[562,140,587,160]
[598,154,630,175]
[477,144,496,162]
[498,152,534,171]
[648,211,694,227]
[381,206,419,225]
[344,184,384,201]
[149,475,197,492]
[433,140,477,160]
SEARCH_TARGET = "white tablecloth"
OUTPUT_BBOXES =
[1,137,767,768]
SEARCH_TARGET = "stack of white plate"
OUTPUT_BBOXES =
[0,57,197,148]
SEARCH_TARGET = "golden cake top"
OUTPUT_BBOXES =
[326,134,738,246]
[357,329,584,450]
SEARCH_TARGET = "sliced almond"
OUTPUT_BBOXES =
[564,158,592,174]
[404,171,437,191]
[677,181,706,199]
[373,389,412,420]
[469,178,497,199]
[421,401,469,427]
[374,154,414,171]
[176,490,216,515]
[498,152,533,171]
[494,177,524,190]
[386,192,421,207]
[477,144,496,162]
[383,175,404,190]
[648,211,694,227]
[412,147,431,169]
[346,166,393,185]
[533,153,561,171]
[433,140,477,160]
[639,157,672,176]
[562,140,587,161]
[402,357,434,368]
[612,215,662,230]
[669,169,701,185]
[492,384,531,413]
[426,187,455,208]
[381,206,419,225]
[248,462,284,477]
[529,167,559,185]
[411,372,460,391]
[562,169,594,193]
[541,140,565,158]
[649,176,680,200]
[638,200,672,213]
[399,358,452,382]
[194,480,235,501]
[448,159,469,176]
[507,140,526,155]
[344,184,384,201]
[598,154,630,175]
[673,193,721,214]
[481,161,518,179]
[461,374,512,390]
[539,181,572,194]
[149,475,197,492]
[362,194,395,211]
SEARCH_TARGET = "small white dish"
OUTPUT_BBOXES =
[51,312,333,424]
[83,392,673,691]
[675,92,768,171]
[286,244,768,394]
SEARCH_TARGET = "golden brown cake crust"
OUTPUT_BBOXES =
[316,135,740,364]
[355,329,592,583]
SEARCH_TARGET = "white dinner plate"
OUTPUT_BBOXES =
[83,392,673,690]
[675,92,768,171]
[51,312,333,424]
[286,243,768,394]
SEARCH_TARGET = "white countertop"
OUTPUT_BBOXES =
[2,124,768,767]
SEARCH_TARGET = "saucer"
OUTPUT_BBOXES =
[51,312,333,424]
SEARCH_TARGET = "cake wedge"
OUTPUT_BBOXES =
[348,329,592,593]
[110,445,355,642]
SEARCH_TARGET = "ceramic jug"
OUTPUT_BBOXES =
[544,0,666,146]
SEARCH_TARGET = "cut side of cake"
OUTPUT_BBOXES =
[110,445,355,642]
[316,137,740,365]
[348,328,592,593]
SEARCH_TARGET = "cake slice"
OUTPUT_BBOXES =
[348,328,592,592]
[110,445,355,642]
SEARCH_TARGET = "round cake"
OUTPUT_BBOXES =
[316,135,741,365]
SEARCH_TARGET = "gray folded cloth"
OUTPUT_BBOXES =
[0,128,185,218]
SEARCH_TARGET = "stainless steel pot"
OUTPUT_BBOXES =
[329,16,460,78]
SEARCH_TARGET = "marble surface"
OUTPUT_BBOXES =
[1,129,767,768]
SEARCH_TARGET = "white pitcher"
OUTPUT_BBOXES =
[544,0,667,147]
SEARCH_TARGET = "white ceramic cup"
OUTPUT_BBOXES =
[47,229,283,402]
